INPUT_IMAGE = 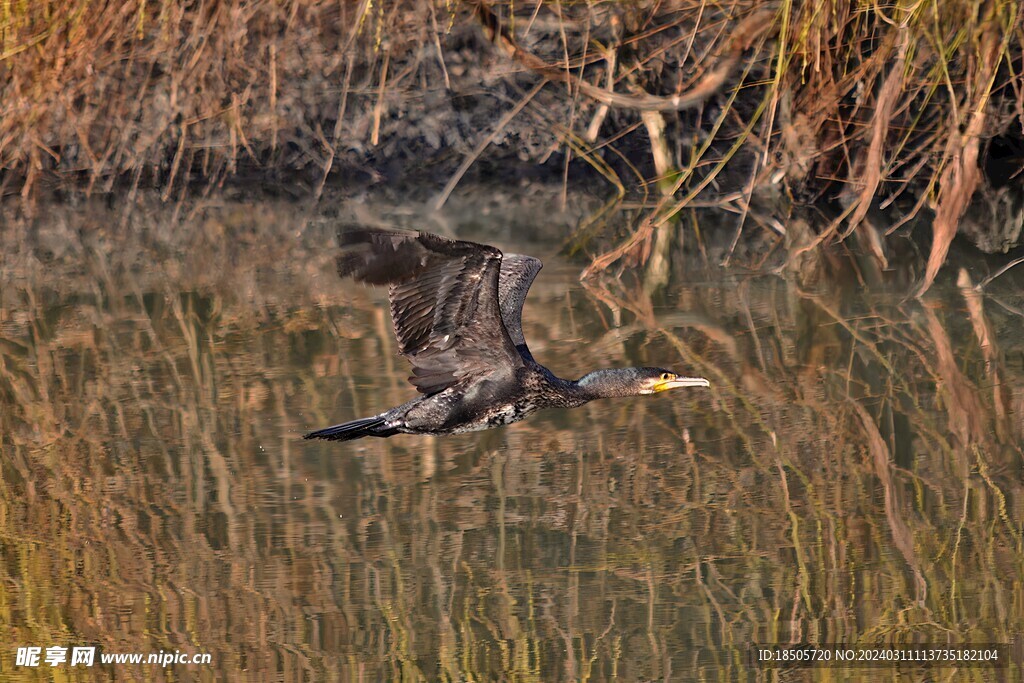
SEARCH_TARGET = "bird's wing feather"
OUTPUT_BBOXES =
[336,228,524,395]
[497,254,543,363]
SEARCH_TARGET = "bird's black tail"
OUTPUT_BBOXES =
[303,416,397,441]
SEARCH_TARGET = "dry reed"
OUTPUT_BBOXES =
[1,1,1022,289]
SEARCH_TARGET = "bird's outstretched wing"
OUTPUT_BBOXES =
[497,254,542,363]
[336,228,525,395]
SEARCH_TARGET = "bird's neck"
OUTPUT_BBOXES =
[571,369,645,401]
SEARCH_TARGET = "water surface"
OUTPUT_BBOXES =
[1,193,1022,680]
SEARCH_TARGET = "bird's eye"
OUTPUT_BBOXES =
[660,372,671,380]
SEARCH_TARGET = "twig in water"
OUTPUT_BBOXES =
[975,256,1024,291]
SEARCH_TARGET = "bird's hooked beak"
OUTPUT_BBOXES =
[653,374,710,392]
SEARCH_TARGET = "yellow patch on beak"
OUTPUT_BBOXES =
[653,377,675,392]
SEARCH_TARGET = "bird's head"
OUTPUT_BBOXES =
[576,367,710,398]
[636,368,711,394]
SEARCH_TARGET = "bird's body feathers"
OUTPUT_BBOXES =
[305,228,708,442]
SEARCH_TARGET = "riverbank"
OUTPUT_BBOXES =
[2,1,1023,291]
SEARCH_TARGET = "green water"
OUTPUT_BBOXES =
[1,192,1021,680]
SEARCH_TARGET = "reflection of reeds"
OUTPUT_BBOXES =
[1,197,1022,678]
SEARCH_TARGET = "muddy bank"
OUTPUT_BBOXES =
[2,1,1023,291]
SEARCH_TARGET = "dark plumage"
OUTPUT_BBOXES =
[305,228,710,441]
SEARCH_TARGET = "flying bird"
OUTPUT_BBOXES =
[304,228,709,441]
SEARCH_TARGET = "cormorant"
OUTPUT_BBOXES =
[304,228,710,441]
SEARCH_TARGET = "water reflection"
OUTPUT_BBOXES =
[1,196,1022,680]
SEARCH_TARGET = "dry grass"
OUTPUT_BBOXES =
[0,0,445,197]
[1,1,1022,291]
